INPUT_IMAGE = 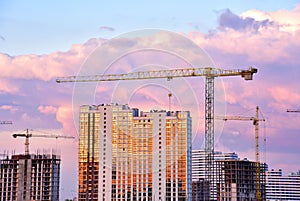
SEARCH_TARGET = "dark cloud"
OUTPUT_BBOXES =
[218,9,273,31]
[0,35,5,41]
[99,26,115,32]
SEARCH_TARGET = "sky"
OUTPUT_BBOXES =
[1,1,300,200]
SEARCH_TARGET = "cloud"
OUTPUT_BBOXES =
[0,38,103,82]
[186,5,300,173]
[99,26,115,32]
[218,8,273,32]
[241,4,300,33]
[38,105,57,115]
[0,105,18,112]
[189,6,300,65]
[269,86,300,105]
[0,79,19,94]
[56,105,77,138]
[0,4,299,181]
[0,35,5,41]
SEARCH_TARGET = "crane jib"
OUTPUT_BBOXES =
[56,67,257,83]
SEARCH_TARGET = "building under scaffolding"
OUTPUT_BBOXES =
[0,153,60,201]
[216,159,267,201]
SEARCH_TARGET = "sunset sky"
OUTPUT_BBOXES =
[1,1,300,200]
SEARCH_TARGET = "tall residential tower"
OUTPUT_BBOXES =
[78,104,192,201]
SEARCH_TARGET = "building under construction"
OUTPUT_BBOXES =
[0,153,60,201]
[216,159,267,201]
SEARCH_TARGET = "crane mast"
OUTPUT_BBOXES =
[217,106,265,200]
[56,66,257,200]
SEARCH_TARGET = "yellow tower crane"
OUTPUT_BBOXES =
[217,106,265,200]
[56,66,257,200]
[13,128,74,155]
[0,121,12,125]
[287,109,300,113]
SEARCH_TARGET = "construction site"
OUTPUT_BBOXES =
[0,128,74,201]
[0,153,60,201]
[1,64,299,200]
[56,66,265,200]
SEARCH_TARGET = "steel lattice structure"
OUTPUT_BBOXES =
[56,66,257,200]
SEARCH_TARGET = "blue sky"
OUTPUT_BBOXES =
[1,0,299,55]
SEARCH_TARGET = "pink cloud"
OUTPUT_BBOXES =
[56,105,77,138]
[38,105,57,115]
[269,86,300,105]
[0,105,18,112]
[0,79,19,94]
[189,28,298,64]
[0,38,103,82]
[186,5,300,174]
[241,4,300,33]
[0,5,299,194]
[188,5,300,66]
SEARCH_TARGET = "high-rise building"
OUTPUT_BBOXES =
[215,159,267,201]
[0,153,60,201]
[191,149,238,200]
[266,169,300,200]
[192,150,238,181]
[78,104,192,200]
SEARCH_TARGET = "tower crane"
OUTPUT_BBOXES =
[0,121,12,125]
[13,128,74,155]
[287,109,300,112]
[56,66,257,200]
[216,106,265,200]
